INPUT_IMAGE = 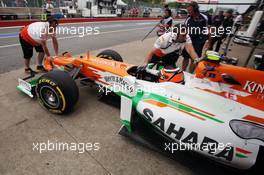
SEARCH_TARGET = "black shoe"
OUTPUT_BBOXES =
[36,65,47,73]
[25,68,37,74]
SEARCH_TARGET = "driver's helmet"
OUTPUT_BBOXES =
[159,65,184,83]
[204,51,221,63]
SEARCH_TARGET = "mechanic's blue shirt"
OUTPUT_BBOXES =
[184,13,209,43]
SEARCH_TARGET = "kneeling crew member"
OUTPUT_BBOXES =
[144,24,200,67]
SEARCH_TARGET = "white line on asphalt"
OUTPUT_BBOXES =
[0,23,153,39]
[0,43,20,48]
[0,20,158,29]
[0,26,151,49]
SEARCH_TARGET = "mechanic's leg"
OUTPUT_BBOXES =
[24,58,36,74]
[36,52,47,72]
[19,35,33,70]
[37,52,45,66]
[35,45,45,66]
[24,59,30,69]
[35,46,47,72]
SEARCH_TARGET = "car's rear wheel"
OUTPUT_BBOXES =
[36,71,79,114]
[96,50,123,101]
[96,49,123,62]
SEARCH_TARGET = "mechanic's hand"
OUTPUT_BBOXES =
[202,40,210,52]
[194,57,203,64]
[46,56,53,61]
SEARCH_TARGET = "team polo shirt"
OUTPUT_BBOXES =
[20,22,56,46]
[153,32,192,57]
[184,13,209,42]
[161,16,173,27]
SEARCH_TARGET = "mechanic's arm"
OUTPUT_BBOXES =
[143,36,164,65]
[185,43,199,60]
[40,40,51,57]
[144,49,155,65]
[52,36,59,56]
[144,48,163,65]
[204,27,212,51]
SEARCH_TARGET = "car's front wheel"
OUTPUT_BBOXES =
[36,71,79,114]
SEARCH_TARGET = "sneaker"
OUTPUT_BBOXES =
[25,68,37,75]
[36,65,47,73]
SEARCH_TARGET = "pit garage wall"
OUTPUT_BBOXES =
[77,0,118,17]
[165,0,219,3]
[0,7,61,20]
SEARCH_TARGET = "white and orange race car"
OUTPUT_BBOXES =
[17,50,264,171]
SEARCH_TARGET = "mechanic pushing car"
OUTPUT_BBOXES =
[19,16,59,74]
[182,1,211,73]
[143,24,200,67]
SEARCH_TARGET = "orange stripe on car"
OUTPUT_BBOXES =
[243,115,264,125]
[170,99,215,117]
[144,99,205,121]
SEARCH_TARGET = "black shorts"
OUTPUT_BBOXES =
[19,35,44,59]
[182,40,206,59]
[150,51,179,67]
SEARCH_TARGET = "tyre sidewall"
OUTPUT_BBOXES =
[36,77,67,114]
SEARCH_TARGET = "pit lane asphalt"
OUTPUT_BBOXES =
[0,20,160,74]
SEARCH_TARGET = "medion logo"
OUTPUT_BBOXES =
[243,81,264,94]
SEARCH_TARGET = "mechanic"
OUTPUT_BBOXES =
[143,24,199,67]
[45,0,54,17]
[182,1,211,73]
[157,9,173,36]
[234,12,243,26]
[163,4,170,11]
[222,9,234,39]
[209,10,224,52]
[19,16,59,74]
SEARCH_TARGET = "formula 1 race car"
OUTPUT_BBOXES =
[17,50,264,171]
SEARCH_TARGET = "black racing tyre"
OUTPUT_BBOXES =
[96,49,123,62]
[36,70,79,114]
